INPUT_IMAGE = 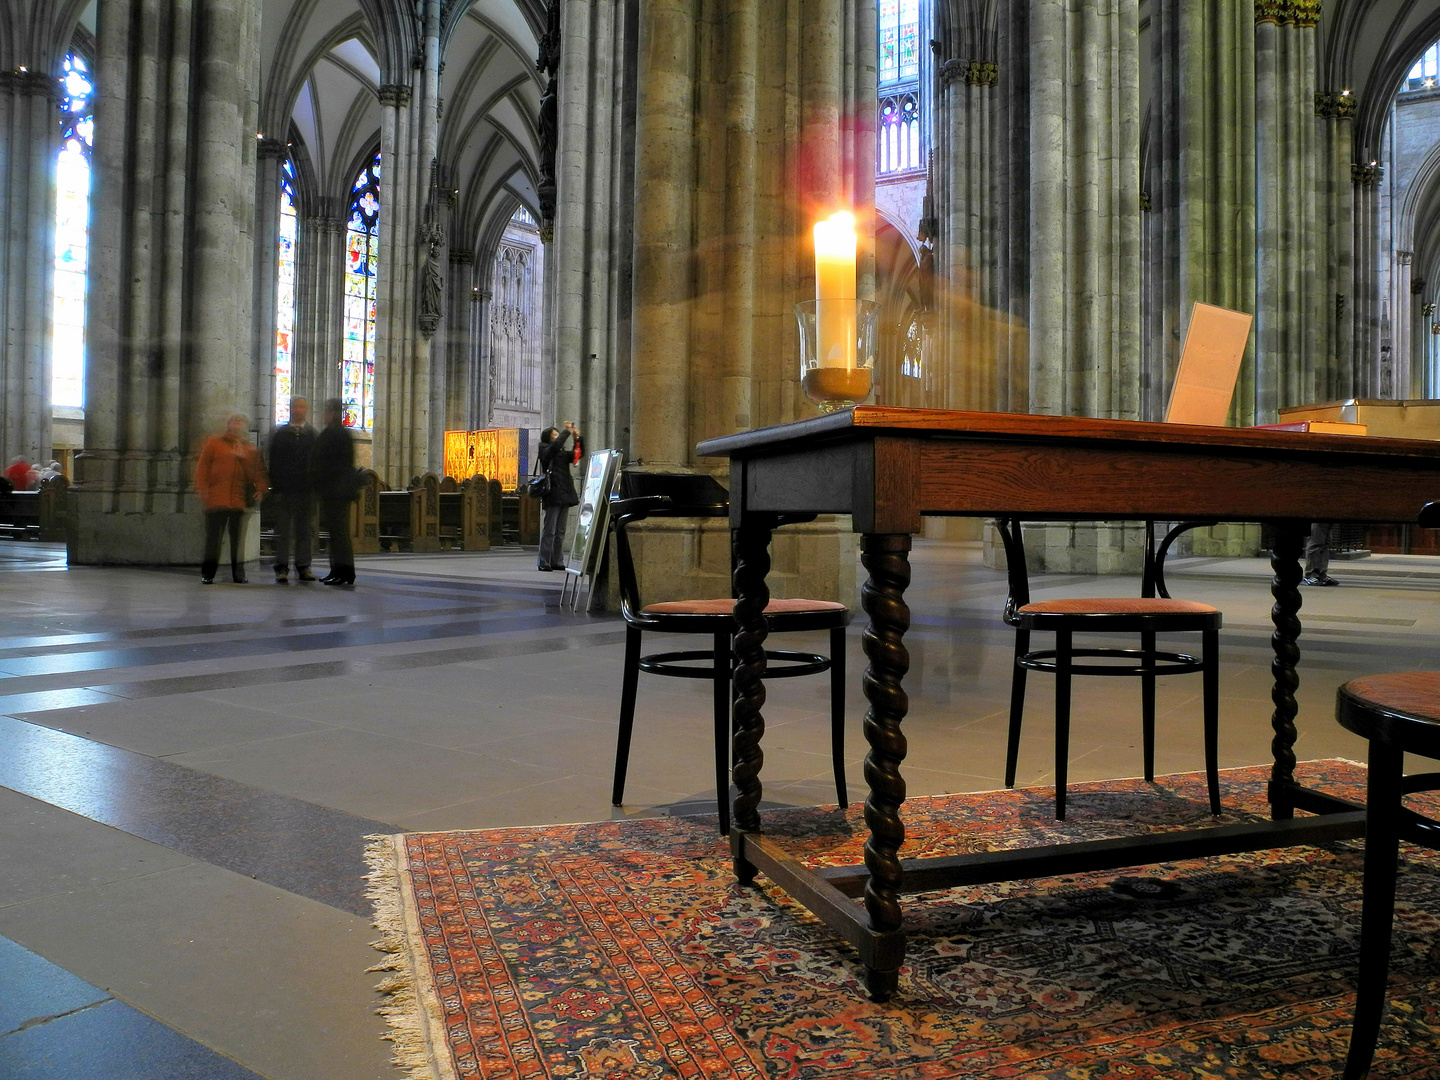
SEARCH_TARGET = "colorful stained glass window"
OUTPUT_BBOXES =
[52,53,94,408]
[274,159,298,425]
[878,0,919,86]
[343,153,381,429]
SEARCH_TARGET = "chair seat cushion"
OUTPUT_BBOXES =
[1018,598,1218,616]
[642,598,847,616]
[1342,672,1440,724]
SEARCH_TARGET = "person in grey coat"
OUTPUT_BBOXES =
[536,421,580,571]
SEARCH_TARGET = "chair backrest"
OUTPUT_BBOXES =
[610,472,729,624]
[995,519,1031,625]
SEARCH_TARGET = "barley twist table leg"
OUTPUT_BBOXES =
[860,533,912,1001]
[1268,522,1306,818]
[730,521,773,880]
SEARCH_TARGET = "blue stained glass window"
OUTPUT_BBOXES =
[52,53,94,408]
[343,153,380,429]
[274,159,298,425]
[1406,42,1439,90]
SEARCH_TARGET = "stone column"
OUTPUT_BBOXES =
[1253,0,1323,422]
[1315,89,1356,401]
[1351,162,1383,396]
[70,0,261,564]
[0,68,61,469]
[472,286,492,425]
[1145,0,1255,423]
[1028,0,1141,421]
[252,138,286,432]
[445,246,475,433]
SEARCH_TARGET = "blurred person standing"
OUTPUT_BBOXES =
[311,398,358,587]
[268,397,317,583]
[195,413,267,584]
[536,421,580,571]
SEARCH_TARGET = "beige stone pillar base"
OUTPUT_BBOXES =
[982,520,1263,575]
[605,516,859,611]
[67,452,261,566]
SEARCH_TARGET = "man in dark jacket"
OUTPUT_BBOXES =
[267,397,317,583]
[311,398,358,586]
[537,421,580,571]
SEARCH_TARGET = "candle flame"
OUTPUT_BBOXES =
[814,212,857,259]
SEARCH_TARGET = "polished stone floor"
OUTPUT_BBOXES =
[0,537,1435,1079]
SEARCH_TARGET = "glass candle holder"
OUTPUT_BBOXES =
[794,298,880,412]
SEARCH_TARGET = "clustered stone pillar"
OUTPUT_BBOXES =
[70,0,260,564]
[1253,0,1325,422]
[444,247,475,434]
[296,201,345,409]
[1315,89,1356,401]
[1028,0,1141,422]
[622,0,871,606]
[251,138,287,432]
[550,0,634,444]
[0,68,61,470]
[1144,0,1256,423]
[1351,161,1384,396]
[930,0,1030,415]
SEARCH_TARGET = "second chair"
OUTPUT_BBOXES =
[609,472,851,834]
[996,518,1223,820]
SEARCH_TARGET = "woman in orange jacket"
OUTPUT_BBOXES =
[195,413,268,583]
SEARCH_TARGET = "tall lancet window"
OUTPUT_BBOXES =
[274,158,298,425]
[52,52,94,407]
[343,153,381,429]
[1407,41,1439,90]
[877,0,922,175]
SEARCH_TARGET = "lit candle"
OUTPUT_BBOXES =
[813,212,857,369]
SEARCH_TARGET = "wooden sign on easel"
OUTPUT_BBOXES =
[1165,302,1253,426]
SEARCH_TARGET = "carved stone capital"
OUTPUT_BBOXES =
[257,137,287,160]
[1257,1,1322,26]
[966,60,999,86]
[937,58,967,86]
[539,225,553,244]
[1423,303,1436,318]
[449,247,475,265]
[377,83,413,108]
[1352,162,1384,186]
[1140,190,1152,212]
[0,68,62,101]
[1293,0,1321,27]
[1397,250,1413,266]
[1314,90,1356,118]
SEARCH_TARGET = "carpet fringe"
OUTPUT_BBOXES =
[366,833,453,1080]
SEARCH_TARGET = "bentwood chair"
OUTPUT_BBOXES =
[996,518,1223,820]
[1335,500,1440,1080]
[609,472,850,835]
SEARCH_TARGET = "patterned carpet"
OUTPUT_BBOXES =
[366,761,1440,1079]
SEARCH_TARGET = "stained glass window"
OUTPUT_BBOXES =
[878,0,919,87]
[52,53,94,408]
[511,205,536,226]
[876,1,923,176]
[343,153,380,429]
[274,159,298,425]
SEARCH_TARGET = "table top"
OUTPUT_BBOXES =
[696,407,1440,531]
[697,406,1440,460]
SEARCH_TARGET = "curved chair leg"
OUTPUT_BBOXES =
[1141,628,1156,782]
[612,625,643,806]
[1344,740,1404,1080]
[829,625,847,809]
[1005,628,1030,788]
[1202,627,1221,815]
[1054,629,1072,821]
[714,630,732,835]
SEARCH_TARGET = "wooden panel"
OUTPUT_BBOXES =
[915,440,1440,523]
[742,443,858,515]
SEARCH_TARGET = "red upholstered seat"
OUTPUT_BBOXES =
[1018,597,1218,616]
[642,597,847,616]
[1342,672,1440,723]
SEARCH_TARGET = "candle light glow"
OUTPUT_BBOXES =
[813,211,857,370]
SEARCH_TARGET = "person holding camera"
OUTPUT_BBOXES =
[536,421,580,571]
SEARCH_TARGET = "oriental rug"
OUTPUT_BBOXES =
[366,761,1440,1080]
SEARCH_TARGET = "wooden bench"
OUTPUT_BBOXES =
[377,474,441,552]
[0,491,40,539]
[350,469,382,554]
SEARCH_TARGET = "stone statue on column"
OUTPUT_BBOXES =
[418,160,446,340]
[535,0,561,242]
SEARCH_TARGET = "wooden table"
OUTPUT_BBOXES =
[696,406,1440,1001]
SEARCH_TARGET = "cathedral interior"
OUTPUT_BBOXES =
[2,0,1440,1076]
